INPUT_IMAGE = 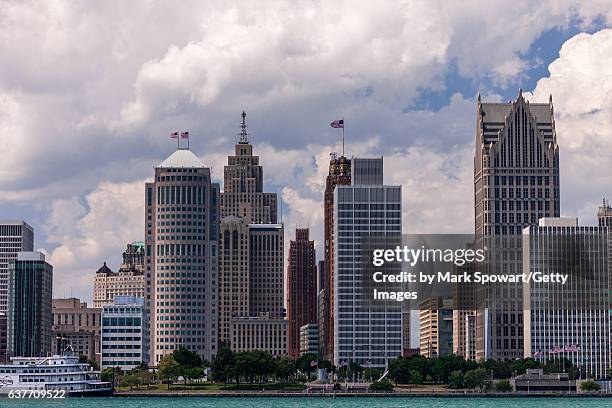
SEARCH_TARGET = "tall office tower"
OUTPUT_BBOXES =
[597,198,612,227]
[474,90,560,360]
[144,147,220,364]
[322,154,351,360]
[287,228,317,358]
[249,224,284,318]
[52,298,101,362]
[333,157,402,368]
[523,218,611,379]
[93,242,145,308]
[419,297,454,358]
[218,216,250,345]
[220,111,277,224]
[7,252,53,357]
[0,221,34,314]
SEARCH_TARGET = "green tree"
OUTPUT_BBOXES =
[496,379,512,392]
[509,358,541,376]
[158,355,180,390]
[580,380,601,391]
[87,358,100,370]
[482,359,510,379]
[135,370,154,389]
[448,370,464,389]
[100,367,122,387]
[183,367,205,384]
[295,353,318,375]
[363,368,382,382]
[409,369,423,385]
[369,380,393,391]
[275,356,296,383]
[388,357,410,384]
[212,345,235,388]
[464,368,488,390]
[119,374,139,390]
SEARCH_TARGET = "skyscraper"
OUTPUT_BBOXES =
[474,90,560,360]
[0,221,34,314]
[218,216,250,345]
[249,224,284,318]
[287,228,317,358]
[218,112,285,352]
[220,111,277,224]
[7,251,53,358]
[145,147,220,364]
[322,154,351,360]
[333,157,402,368]
[523,217,611,379]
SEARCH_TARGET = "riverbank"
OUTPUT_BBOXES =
[114,390,611,398]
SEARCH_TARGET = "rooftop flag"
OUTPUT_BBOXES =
[170,132,179,139]
[330,119,344,128]
[181,131,189,139]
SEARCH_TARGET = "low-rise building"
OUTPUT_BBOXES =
[511,368,576,392]
[52,298,101,362]
[101,296,148,371]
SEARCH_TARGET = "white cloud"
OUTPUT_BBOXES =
[525,29,612,225]
[43,180,145,300]
[1,2,612,300]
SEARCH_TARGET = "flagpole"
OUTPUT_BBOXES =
[342,117,345,157]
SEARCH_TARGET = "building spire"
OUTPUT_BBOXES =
[239,110,249,144]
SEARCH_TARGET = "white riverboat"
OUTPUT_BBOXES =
[0,353,112,396]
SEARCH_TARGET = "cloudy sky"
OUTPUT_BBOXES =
[1,1,612,302]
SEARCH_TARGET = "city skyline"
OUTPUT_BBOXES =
[1,3,612,303]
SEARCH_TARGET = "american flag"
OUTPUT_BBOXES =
[310,360,318,367]
[550,346,561,354]
[181,131,189,139]
[330,119,344,128]
[533,349,542,358]
[170,132,178,139]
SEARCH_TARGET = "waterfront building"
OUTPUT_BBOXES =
[93,242,145,308]
[317,260,326,358]
[144,146,220,364]
[218,113,285,352]
[322,154,351,361]
[299,323,319,356]
[333,157,402,368]
[287,228,317,358]
[7,251,53,357]
[101,296,148,371]
[523,217,611,379]
[52,298,101,362]
[474,91,560,360]
[419,297,453,358]
[230,313,287,356]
